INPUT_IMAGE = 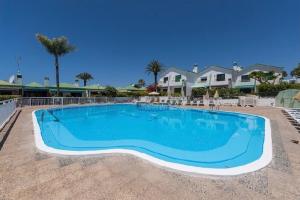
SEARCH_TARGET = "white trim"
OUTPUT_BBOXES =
[32,104,272,176]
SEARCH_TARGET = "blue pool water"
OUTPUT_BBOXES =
[35,104,265,168]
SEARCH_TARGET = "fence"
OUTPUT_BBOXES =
[0,99,17,129]
[18,97,136,107]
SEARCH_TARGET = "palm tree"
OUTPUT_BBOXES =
[36,34,75,96]
[137,79,145,87]
[145,60,163,91]
[76,72,93,86]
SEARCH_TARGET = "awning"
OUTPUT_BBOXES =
[234,85,255,89]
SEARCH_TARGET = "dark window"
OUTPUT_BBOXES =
[200,77,207,82]
[241,75,250,82]
[175,75,181,82]
[216,74,225,81]
[163,77,168,83]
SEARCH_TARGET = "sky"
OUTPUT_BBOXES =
[0,0,300,87]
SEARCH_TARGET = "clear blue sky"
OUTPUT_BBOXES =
[0,0,299,86]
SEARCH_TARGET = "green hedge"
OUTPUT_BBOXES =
[0,95,20,101]
[116,91,148,97]
[257,83,300,97]
[192,88,243,99]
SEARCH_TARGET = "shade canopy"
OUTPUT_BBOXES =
[204,90,210,99]
[214,90,219,99]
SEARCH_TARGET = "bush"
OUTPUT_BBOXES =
[115,91,148,97]
[257,83,300,97]
[191,88,207,97]
[191,88,242,99]
[101,86,118,97]
[0,95,20,101]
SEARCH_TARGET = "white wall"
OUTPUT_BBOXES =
[158,72,188,87]
[195,70,232,87]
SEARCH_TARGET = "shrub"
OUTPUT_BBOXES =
[257,83,300,97]
[191,88,242,99]
[0,95,20,101]
[101,86,118,97]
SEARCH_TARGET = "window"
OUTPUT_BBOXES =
[216,74,225,81]
[200,77,207,82]
[163,77,168,83]
[241,75,250,82]
[175,75,181,82]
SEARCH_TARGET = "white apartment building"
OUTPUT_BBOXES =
[158,63,284,96]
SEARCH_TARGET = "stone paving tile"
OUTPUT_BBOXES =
[1,106,300,200]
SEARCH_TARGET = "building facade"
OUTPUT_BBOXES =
[158,63,284,96]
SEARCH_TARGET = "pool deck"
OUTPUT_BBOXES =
[1,106,300,199]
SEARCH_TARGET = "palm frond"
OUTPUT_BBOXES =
[36,33,76,56]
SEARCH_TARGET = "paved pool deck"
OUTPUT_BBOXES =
[1,106,300,200]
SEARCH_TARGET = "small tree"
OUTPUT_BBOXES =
[102,86,117,97]
[291,63,300,78]
[76,72,93,86]
[137,79,145,88]
[249,70,282,85]
[146,84,156,93]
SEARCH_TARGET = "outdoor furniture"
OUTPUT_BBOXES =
[239,96,257,107]
[197,99,204,106]
[182,99,190,106]
[191,100,197,106]
[209,98,215,110]
[177,99,183,105]
[170,99,176,105]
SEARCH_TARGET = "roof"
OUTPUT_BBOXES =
[200,66,233,75]
[117,85,146,92]
[0,80,21,88]
[26,82,43,87]
[84,84,105,90]
[237,64,283,76]
[53,83,82,89]
[0,80,13,86]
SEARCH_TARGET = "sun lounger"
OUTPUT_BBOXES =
[191,100,197,106]
[197,99,204,106]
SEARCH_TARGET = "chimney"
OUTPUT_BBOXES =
[44,77,49,87]
[233,61,242,72]
[192,64,199,73]
[16,70,23,85]
[74,79,79,87]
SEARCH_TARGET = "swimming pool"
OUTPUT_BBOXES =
[33,104,272,175]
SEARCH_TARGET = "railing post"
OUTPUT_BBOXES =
[61,97,63,105]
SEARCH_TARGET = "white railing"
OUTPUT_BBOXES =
[18,97,136,107]
[0,99,17,130]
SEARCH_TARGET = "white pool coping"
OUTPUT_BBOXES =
[32,104,272,176]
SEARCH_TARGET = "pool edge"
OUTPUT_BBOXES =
[31,105,273,176]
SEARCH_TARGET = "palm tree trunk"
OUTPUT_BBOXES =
[154,73,158,92]
[84,80,87,86]
[55,55,60,96]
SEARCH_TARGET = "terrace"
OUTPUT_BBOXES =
[1,101,300,199]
